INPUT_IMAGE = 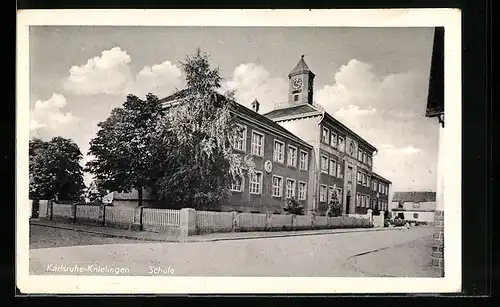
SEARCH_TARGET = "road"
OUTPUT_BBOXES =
[29,226,438,277]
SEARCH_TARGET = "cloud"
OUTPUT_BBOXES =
[64,47,134,95]
[30,93,79,133]
[223,63,288,114]
[64,47,184,98]
[316,59,428,117]
[126,60,184,98]
[314,59,437,192]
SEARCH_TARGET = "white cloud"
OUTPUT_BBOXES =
[30,93,79,133]
[64,47,134,95]
[223,63,288,114]
[313,59,437,192]
[316,59,428,117]
[64,46,184,98]
[126,60,184,98]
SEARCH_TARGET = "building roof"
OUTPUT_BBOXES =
[372,172,392,184]
[263,103,321,119]
[426,27,444,118]
[263,103,378,152]
[288,55,315,78]
[159,89,313,149]
[391,208,436,212]
[392,191,436,203]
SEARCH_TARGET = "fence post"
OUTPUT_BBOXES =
[180,208,196,236]
[72,203,77,223]
[49,200,53,221]
[139,207,144,231]
[231,211,238,232]
[102,205,106,227]
[367,209,373,227]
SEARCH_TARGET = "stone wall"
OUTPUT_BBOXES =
[431,210,444,275]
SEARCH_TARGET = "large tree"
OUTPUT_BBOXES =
[85,93,164,206]
[29,136,85,201]
[153,49,254,209]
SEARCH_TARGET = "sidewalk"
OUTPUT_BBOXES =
[347,235,443,277]
[30,218,408,243]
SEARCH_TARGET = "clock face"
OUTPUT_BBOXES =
[291,77,303,90]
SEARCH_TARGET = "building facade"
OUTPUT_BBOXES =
[160,91,315,214]
[263,56,392,216]
[391,191,437,223]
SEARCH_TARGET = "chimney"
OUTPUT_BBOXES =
[251,98,260,113]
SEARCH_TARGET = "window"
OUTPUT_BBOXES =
[320,185,327,202]
[288,145,297,167]
[249,171,262,194]
[378,200,382,210]
[367,195,371,208]
[329,159,336,176]
[322,127,329,144]
[286,179,296,199]
[356,193,361,207]
[272,175,283,197]
[358,149,363,161]
[298,182,307,200]
[338,136,345,152]
[379,185,382,193]
[251,131,264,156]
[367,176,371,188]
[336,188,343,204]
[337,162,343,178]
[299,150,308,171]
[231,176,243,192]
[362,173,367,186]
[330,132,337,148]
[413,213,419,219]
[328,186,335,203]
[273,140,284,163]
[367,156,372,166]
[357,171,362,183]
[321,155,329,173]
[233,125,246,151]
[374,181,378,191]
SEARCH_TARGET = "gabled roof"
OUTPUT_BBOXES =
[288,55,315,78]
[159,89,313,149]
[263,103,321,120]
[392,191,436,203]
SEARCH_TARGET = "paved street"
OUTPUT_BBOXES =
[29,226,440,277]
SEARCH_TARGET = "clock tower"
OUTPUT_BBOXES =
[288,55,315,105]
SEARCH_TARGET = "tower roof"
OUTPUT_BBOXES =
[288,55,315,78]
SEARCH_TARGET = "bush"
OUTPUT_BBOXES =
[326,191,342,217]
[282,197,305,215]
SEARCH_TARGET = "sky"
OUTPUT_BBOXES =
[29,26,439,193]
